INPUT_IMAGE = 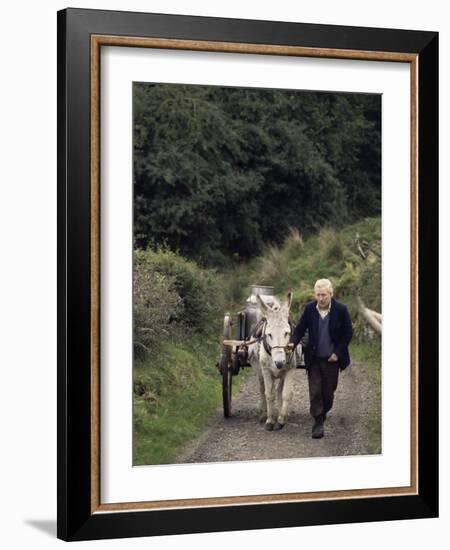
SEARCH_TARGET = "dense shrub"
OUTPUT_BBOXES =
[134,247,224,334]
[318,228,345,264]
[133,260,181,358]
[358,253,381,313]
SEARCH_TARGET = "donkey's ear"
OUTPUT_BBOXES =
[284,292,293,311]
[255,293,269,313]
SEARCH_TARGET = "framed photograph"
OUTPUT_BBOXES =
[57,8,438,541]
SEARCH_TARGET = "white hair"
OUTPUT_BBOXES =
[314,278,333,295]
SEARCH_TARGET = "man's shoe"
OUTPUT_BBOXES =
[312,415,324,439]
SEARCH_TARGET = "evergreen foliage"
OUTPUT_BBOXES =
[134,83,381,266]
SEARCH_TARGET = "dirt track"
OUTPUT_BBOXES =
[175,362,379,463]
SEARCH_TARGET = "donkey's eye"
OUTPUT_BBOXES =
[267,334,272,340]
[285,331,290,337]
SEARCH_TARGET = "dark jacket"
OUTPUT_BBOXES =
[291,298,353,371]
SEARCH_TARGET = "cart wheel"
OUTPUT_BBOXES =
[222,314,233,418]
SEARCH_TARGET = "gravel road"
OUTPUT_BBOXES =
[176,362,379,463]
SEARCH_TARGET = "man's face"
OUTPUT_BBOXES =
[315,287,332,309]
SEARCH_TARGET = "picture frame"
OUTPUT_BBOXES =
[57,7,438,542]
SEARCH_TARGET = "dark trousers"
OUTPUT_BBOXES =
[308,358,340,418]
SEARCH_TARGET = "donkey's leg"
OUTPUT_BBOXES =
[258,370,267,423]
[272,377,284,430]
[276,369,296,429]
[249,347,266,423]
[262,370,276,430]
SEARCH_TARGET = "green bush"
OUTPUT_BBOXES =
[133,259,181,358]
[358,254,381,312]
[258,244,287,283]
[135,247,224,334]
[256,228,304,287]
[318,228,345,263]
[335,261,359,298]
[283,228,304,262]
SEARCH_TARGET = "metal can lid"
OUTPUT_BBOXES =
[250,285,274,296]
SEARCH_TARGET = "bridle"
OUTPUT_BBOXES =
[248,318,295,365]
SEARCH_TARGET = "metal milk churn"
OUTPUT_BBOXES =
[243,285,275,338]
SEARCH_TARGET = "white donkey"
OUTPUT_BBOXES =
[248,292,300,431]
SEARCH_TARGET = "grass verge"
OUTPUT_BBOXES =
[351,341,382,454]
[133,334,249,465]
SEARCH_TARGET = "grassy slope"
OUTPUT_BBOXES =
[251,216,381,314]
[134,335,221,465]
[134,333,250,465]
[351,342,382,454]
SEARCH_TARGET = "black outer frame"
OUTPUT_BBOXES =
[57,8,438,542]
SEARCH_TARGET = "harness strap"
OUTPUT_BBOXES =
[244,318,266,346]
[261,321,295,364]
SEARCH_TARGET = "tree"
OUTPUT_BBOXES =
[133,83,381,265]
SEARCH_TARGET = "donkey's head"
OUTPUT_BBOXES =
[256,292,293,369]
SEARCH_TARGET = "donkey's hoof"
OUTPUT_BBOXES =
[259,414,268,424]
[265,422,274,431]
[273,422,285,431]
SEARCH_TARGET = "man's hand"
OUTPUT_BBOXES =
[328,353,338,363]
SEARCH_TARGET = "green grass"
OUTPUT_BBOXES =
[351,341,382,454]
[133,334,249,465]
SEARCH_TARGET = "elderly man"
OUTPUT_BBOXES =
[291,279,353,439]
